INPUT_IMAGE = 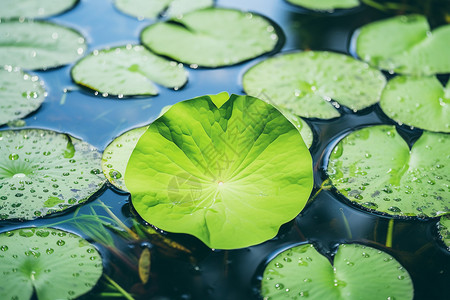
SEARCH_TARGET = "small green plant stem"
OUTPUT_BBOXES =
[385,218,394,248]
[104,274,135,300]
[98,200,140,240]
[339,208,353,239]
[99,292,128,298]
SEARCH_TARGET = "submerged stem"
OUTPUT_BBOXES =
[98,200,140,240]
[103,274,135,300]
[385,218,394,248]
[339,208,352,239]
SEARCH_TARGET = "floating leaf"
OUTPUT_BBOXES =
[140,8,280,67]
[0,227,103,300]
[261,243,413,299]
[0,68,45,126]
[355,15,450,75]
[115,0,213,19]
[438,215,450,250]
[102,126,148,191]
[0,129,105,220]
[327,125,449,217]
[0,20,87,70]
[380,76,450,133]
[138,248,151,284]
[243,51,386,119]
[125,93,313,249]
[0,0,78,19]
[71,45,188,97]
[282,110,314,148]
[285,0,359,11]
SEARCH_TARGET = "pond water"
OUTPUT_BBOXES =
[0,0,449,299]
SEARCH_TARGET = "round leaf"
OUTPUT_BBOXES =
[140,8,280,68]
[243,51,386,119]
[102,126,148,191]
[438,215,450,250]
[0,0,78,19]
[262,243,413,299]
[115,0,213,19]
[355,15,450,75]
[0,68,45,126]
[286,0,359,11]
[0,129,105,220]
[380,76,450,133]
[327,125,449,217]
[71,45,188,97]
[0,20,87,70]
[0,227,103,300]
[125,93,313,249]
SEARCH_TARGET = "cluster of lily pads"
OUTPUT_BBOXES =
[0,0,449,299]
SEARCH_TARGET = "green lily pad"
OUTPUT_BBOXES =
[0,0,78,19]
[140,8,280,68]
[125,93,313,249]
[0,68,45,127]
[243,51,386,119]
[286,0,359,11]
[438,215,450,250]
[0,20,87,70]
[262,243,413,299]
[327,125,449,217]
[380,76,450,133]
[115,0,213,19]
[282,110,314,148]
[0,227,103,300]
[71,45,188,97]
[0,129,105,220]
[102,126,148,191]
[355,15,450,75]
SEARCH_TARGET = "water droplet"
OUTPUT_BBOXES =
[9,153,19,160]
[56,240,65,246]
[0,245,8,251]
[275,283,284,290]
[46,248,54,255]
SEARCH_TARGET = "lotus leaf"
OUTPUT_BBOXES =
[286,0,359,11]
[115,0,213,19]
[0,0,78,19]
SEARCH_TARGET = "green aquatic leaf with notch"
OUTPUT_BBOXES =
[125,93,313,249]
[356,15,450,75]
[0,20,87,70]
[0,0,78,19]
[262,243,413,299]
[327,125,449,217]
[0,227,103,300]
[0,68,45,126]
[0,129,105,220]
[71,45,188,97]
[243,51,386,119]
[140,8,280,68]
[115,0,213,19]
[286,0,359,11]
[380,76,450,133]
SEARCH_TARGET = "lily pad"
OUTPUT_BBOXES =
[0,0,78,19]
[0,129,105,220]
[282,110,314,148]
[286,0,359,11]
[355,15,450,75]
[140,8,280,68]
[102,126,148,191]
[0,227,103,300]
[327,125,449,217]
[71,45,187,97]
[125,93,313,249]
[380,76,450,133]
[0,68,45,127]
[262,243,413,299]
[438,215,450,250]
[0,20,87,70]
[242,51,386,119]
[115,0,213,19]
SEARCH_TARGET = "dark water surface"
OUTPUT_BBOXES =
[1,0,449,299]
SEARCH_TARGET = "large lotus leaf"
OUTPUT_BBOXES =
[0,227,103,300]
[0,129,105,220]
[0,20,87,70]
[0,0,78,19]
[355,15,450,75]
[380,76,450,133]
[0,68,45,126]
[439,215,450,250]
[102,126,147,191]
[262,243,413,299]
[125,93,313,249]
[281,110,314,148]
[243,51,386,119]
[71,45,187,97]
[327,125,449,217]
[140,8,280,68]
[115,0,213,19]
[286,0,359,11]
